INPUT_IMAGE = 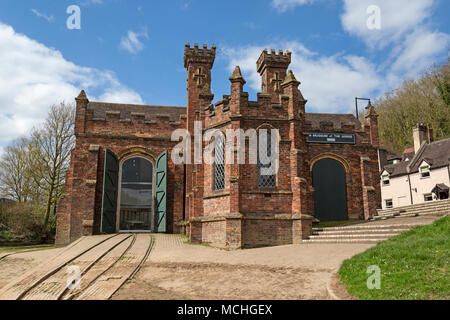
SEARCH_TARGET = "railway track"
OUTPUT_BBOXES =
[0,233,153,300]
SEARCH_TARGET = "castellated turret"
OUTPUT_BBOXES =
[257,49,292,103]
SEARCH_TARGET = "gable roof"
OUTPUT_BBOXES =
[383,138,450,177]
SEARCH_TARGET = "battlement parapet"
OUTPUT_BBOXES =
[184,43,216,69]
[257,49,292,74]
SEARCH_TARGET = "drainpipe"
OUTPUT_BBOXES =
[407,173,414,205]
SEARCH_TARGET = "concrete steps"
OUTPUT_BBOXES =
[302,239,384,244]
[373,199,450,221]
[303,223,422,244]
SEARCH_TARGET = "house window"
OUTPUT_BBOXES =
[213,134,225,191]
[385,199,393,208]
[258,130,276,188]
[424,194,433,202]
[420,166,430,178]
[382,174,390,186]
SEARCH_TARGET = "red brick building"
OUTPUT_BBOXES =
[55,44,381,249]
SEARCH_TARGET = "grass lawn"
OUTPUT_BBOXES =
[0,244,54,254]
[338,217,449,300]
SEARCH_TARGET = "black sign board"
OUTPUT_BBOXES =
[307,133,356,145]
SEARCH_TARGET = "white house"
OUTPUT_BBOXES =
[380,123,450,209]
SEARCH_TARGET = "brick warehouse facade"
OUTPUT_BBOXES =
[55,44,381,249]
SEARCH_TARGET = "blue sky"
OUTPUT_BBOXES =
[0,0,449,153]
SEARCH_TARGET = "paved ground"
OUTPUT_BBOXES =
[112,234,374,300]
[0,216,440,300]
[0,234,152,300]
[0,247,65,289]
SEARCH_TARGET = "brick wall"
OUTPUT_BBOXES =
[56,44,381,249]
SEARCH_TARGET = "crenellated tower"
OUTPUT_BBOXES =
[183,43,216,239]
[257,49,292,103]
[184,43,216,133]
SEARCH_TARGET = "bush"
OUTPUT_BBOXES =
[0,230,12,240]
[0,202,45,241]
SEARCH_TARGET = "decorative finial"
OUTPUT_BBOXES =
[281,70,300,87]
[76,90,88,100]
[365,102,378,118]
[229,66,246,84]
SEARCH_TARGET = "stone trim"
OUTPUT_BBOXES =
[203,191,230,199]
[83,133,173,142]
[241,190,293,195]
[88,145,100,152]
[188,212,313,223]
[86,180,97,186]
[82,220,94,227]
[309,153,351,173]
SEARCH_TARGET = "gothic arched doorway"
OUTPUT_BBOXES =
[312,158,348,222]
[118,157,154,231]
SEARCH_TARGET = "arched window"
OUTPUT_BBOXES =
[214,134,225,191]
[258,130,276,188]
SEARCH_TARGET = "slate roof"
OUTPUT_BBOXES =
[383,138,450,177]
[378,148,401,169]
[88,102,187,122]
[305,113,362,130]
[402,147,415,161]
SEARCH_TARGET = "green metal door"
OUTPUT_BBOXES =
[155,150,168,233]
[312,158,348,222]
[100,149,119,233]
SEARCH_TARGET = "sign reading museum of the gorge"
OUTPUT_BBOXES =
[307,133,356,145]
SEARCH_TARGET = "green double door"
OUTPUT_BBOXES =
[100,149,167,234]
[312,158,348,222]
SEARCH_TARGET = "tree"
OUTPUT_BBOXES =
[30,103,75,238]
[0,137,34,202]
[375,60,450,153]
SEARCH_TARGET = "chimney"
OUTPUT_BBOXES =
[427,124,434,143]
[413,122,429,153]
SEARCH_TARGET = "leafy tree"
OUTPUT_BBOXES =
[375,60,450,153]
[30,103,75,239]
[0,137,34,202]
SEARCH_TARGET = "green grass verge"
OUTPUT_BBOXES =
[338,217,450,300]
[0,244,55,254]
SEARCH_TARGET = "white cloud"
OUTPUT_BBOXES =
[30,9,54,23]
[390,28,449,77]
[119,30,148,54]
[341,0,436,48]
[340,0,449,85]
[271,0,316,12]
[265,0,449,109]
[222,41,381,113]
[0,22,143,153]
